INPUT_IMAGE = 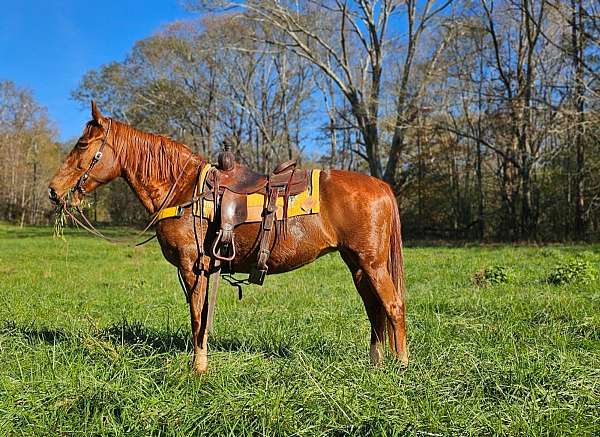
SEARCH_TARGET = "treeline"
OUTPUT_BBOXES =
[2,0,600,241]
[0,81,60,225]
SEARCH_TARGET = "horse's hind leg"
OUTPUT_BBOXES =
[341,252,387,366]
[365,265,408,366]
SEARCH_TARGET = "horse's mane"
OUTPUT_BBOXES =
[110,120,200,182]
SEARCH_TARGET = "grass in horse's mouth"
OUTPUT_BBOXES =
[53,205,67,239]
[52,192,89,239]
[53,199,69,239]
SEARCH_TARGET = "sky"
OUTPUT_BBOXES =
[0,0,195,142]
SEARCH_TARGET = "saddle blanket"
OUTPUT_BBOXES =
[192,168,321,223]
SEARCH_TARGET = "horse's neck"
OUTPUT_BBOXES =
[120,144,200,215]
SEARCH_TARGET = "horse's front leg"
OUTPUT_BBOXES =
[181,260,210,374]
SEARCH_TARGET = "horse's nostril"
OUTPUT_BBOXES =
[48,187,57,201]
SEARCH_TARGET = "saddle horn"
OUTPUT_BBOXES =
[218,137,236,171]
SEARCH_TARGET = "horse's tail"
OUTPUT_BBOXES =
[386,184,405,353]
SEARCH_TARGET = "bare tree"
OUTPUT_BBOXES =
[0,81,59,224]
[191,0,454,188]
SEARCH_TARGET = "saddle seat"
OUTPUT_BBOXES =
[205,159,308,196]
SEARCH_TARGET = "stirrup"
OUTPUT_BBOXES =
[211,230,236,262]
[249,266,267,285]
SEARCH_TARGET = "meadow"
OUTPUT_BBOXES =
[0,224,598,436]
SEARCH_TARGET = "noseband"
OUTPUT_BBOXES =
[72,118,113,195]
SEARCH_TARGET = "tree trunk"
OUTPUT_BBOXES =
[572,0,586,239]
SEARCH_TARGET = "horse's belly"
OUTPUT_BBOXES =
[229,214,336,274]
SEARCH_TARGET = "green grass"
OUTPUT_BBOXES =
[0,224,598,436]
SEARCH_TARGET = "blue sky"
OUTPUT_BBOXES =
[0,0,194,141]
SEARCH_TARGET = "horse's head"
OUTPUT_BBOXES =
[48,101,121,207]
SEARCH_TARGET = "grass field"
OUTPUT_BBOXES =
[0,224,598,436]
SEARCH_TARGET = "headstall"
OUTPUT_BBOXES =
[72,118,113,196]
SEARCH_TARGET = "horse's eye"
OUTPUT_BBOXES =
[76,138,90,149]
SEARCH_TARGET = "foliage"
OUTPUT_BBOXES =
[0,225,599,435]
[5,0,600,236]
[72,16,314,172]
[473,265,510,286]
[65,0,600,238]
[0,81,60,224]
[547,258,598,285]
[103,179,148,225]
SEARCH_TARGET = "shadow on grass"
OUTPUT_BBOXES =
[1,319,295,359]
[1,320,71,343]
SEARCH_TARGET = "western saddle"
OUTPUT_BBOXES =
[201,141,310,285]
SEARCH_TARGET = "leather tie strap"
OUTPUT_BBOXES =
[206,259,221,332]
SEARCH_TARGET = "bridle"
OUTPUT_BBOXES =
[71,118,113,196]
[58,117,201,245]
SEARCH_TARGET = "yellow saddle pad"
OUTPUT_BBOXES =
[193,167,321,223]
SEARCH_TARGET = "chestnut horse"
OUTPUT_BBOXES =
[48,102,408,373]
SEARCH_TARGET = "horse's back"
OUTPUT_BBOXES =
[318,169,396,247]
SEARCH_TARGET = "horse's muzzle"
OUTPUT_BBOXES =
[48,187,59,204]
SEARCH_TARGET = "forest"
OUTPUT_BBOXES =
[1,0,599,241]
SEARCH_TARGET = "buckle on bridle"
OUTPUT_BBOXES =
[94,151,103,161]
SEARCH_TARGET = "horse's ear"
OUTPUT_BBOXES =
[91,100,104,123]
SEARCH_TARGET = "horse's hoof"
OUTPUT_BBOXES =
[193,365,208,375]
[192,354,208,374]
[370,344,384,367]
[397,352,409,368]
[193,364,208,374]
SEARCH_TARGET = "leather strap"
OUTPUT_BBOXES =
[72,118,112,195]
[249,187,279,284]
[207,259,221,332]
